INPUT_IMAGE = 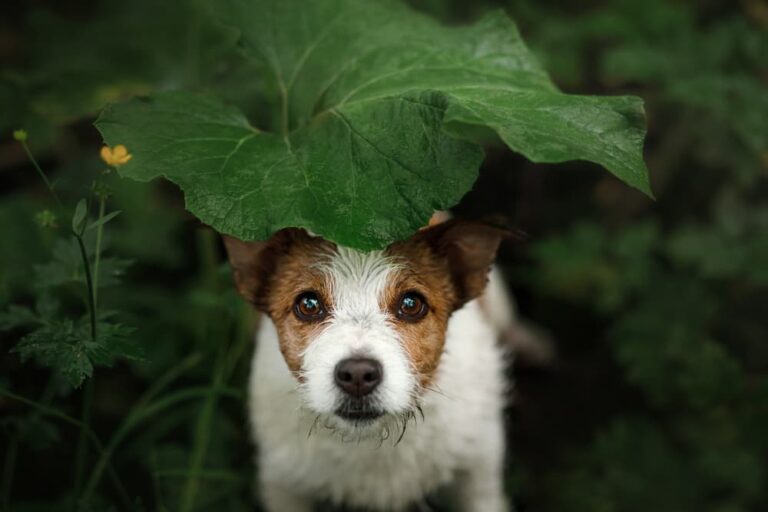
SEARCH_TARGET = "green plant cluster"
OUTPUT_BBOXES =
[0,0,765,511]
[505,0,768,510]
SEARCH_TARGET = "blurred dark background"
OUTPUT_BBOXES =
[1,0,766,511]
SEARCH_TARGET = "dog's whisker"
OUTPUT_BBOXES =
[307,414,321,439]
[395,417,408,446]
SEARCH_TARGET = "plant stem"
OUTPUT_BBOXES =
[74,233,97,341]
[19,140,64,212]
[79,353,205,503]
[179,230,228,512]
[20,137,98,341]
[80,386,241,503]
[73,377,94,505]
[92,195,106,309]
[72,204,98,511]
[1,437,18,512]
[179,363,224,512]
[0,388,131,509]
[0,378,56,511]
[19,137,102,509]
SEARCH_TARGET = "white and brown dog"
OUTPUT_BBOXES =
[224,218,515,511]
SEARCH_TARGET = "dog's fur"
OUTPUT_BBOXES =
[224,220,513,511]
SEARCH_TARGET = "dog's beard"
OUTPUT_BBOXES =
[305,401,425,445]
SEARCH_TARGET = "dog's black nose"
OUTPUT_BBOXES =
[334,358,382,397]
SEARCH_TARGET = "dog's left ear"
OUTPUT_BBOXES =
[416,219,516,308]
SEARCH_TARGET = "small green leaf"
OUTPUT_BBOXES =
[71,199,87,234]
[85,210,121,232]
[35,209,57,229]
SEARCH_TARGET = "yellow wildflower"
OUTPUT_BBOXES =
[100,144,133,167]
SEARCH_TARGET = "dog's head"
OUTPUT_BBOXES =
[224,220,508,436]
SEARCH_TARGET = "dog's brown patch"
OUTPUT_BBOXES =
[382,249,455,388]
[385,219,511,387]
[224,229,335,375]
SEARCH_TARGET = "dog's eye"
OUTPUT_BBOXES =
[294,291,326,322]
[397,292,428,322]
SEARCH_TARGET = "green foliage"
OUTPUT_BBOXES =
[506,0,768,510]
[1,0,765,511]
[97,0,650,250]
[13,315,139,388]
[33,235,132,290]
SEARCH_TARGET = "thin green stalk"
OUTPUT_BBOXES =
[1,378,57,511]
[73,378,94,504]
[0,388,131,509]
[19,139,64,211]
[179,230,229,512]
[149,449,167,512]
[92,195,106,309]
[1,437,18,512]
[179,358,226,512]
[74,233,97,341]
[18,138,102,508]
[19,136,98,340]
[80,386,241,503]
[78,353,217,504]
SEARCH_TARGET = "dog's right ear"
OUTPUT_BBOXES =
[222,235,273,309]
[222,229,302,310]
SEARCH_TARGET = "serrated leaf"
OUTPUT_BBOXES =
[96,0,651,249]
[13,316,141,388]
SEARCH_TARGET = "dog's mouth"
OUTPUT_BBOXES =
[334,399,384,423]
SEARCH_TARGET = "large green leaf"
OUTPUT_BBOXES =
[96,0,651,250]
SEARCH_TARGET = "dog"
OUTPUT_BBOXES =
[223,218,514,511]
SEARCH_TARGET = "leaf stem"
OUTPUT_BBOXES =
[92,196,106,309]
[74,232,98,341]
[18,137,98,341]
[19,139,64,212]
[72,198,105,504]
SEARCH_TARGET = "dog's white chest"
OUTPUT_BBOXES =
[248,300,507,510]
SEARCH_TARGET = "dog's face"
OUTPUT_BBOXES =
[224,220,507,436]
